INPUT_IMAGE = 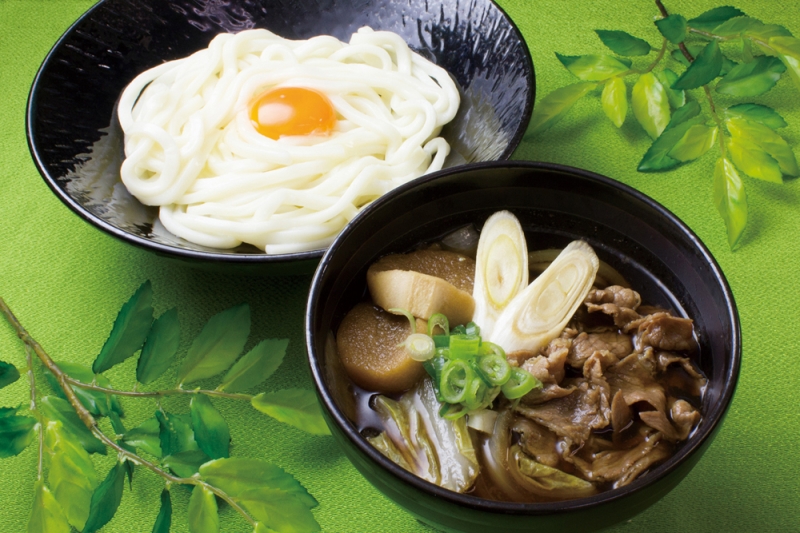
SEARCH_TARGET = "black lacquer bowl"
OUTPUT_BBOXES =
[27,0,534,275]
[306,162,740,533]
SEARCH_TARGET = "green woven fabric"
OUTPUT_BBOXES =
[1,1,798,531]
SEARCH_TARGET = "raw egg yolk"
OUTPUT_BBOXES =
[249,87,336,139]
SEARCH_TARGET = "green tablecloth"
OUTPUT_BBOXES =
[1,1,798,531]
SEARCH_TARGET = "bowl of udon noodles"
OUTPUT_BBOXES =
[26,0,533,274]
[306,161,740,533]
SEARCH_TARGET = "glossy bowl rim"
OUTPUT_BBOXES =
[25,0,535,266]
[305,160,741,515]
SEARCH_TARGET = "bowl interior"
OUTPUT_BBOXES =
[307,162,740,522]
[27,0,534,268]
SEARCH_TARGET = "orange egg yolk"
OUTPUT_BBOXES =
[249,87,336,139]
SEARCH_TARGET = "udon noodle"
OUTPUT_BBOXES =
[117,27,459,253]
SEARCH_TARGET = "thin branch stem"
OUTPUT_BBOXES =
[640,38,669,74]
[0,297,256,527]
[63,377,253,402]
[25,344,44,481]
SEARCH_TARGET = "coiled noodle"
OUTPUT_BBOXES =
[118,27,459,253]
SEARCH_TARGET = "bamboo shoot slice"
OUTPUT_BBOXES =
[489,240,599,354]
[472,211,529,339]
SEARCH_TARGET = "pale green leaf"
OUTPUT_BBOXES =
[39,396,106,455]
[137,308,180,385]
[177,304,250,386]
[238,488,321,533]
[595,30,651,56]
[162,450,211,478]
[191,395,230,459]
[93,281,154,374]
[44,421,98,530]
[525,82,597,136]
[668,125,717,162]
[769,36,800,91]
[188,486,219,533]
[156,411,199,457]
[727,117,799,176]
[727,137,783,183]
[687,6,746,32]
[672,41,723,89]
[27,480,70,533]
[0,410,35,458]
[655,15,688,44]
[251,389,331,436]
[219,339,287,393]
[656,69,685,109]
[198,458,318,509]
[716,56,786,96]
[725,104,787,129]
[709,16,763,37]
[601,76,627,127]
[713,158,748,249]
[254,524,275,533]
[746,24,793,42]
[556,53,631,81]
[122,417,162,457]
[632,72,670,139]
[83,463,125,533]
[0,361,20,389]
[45,362,123,418]
[152,489,172,533]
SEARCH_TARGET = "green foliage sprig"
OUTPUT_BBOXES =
[526,1,800,249]
[0,281,329,533]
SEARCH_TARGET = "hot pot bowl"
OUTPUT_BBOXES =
[305,161,740,533]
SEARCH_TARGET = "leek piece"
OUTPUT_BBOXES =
[472,211,529,340]
[466,409,498,434]
[404,333,435,362]
[489,240,599,354]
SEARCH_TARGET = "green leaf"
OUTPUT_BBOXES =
[0,405,20,418]
[742,38,754,63]
[27,480,70,533]
[44,420,98,530]
[727,136,783,183]
[251,389,330,436]
[655,15,688,44]
[190,395,230,459]
[672,41,723,89]
[687,6,746,32]
[83,462,126,533]
[177,304,250,386]
[188,486,219,533]
[713,158,748,249]
[137,308,180,385]
[727,117,799,176]
[38,396,106,454]
[556,53,631,81]
[156,411,199,457]
[656,69,686,109]
[254,524,273,533]
[671,44,736,76]
[769,36,800,91]
[525,82,598,136]
[93,281,154,374]
[747,24,793,42]
[716,56,786,96]
[162,449,212,478]
[45,362,123,418]
[238,487,321,533]
[122,417,162,457]
[637,101,703,172]
[219,338,288,393]
[152,489,172,533]
[711,16,764,37]
[668,125,718,162]
[632,72,670,139]
[0,411,36,458]
[725,104,787,129]
[0,361,20,389]
[601,76,627,128]
[595,30,651,56]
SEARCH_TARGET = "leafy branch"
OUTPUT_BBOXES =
[526,2,800,250]
[0,281,329,533]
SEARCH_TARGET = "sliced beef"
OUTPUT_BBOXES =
[670,399,701,440]
[585,286,642,328]
[512,418,561,468]
[629,312,697,352]
[522,339,569,384]
[569,332,633,368]
[521,383,577,405]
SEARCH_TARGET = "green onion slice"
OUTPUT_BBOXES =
[476,353,511,386]
[449,334,480,360]
[501,367,541,400]
[465,322,480,336]
[404,333,435,361]
[428,313,450,337]
[439,359,474,403]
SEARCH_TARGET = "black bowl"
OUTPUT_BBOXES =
[26,0,534,275]
[306,161,740,533]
